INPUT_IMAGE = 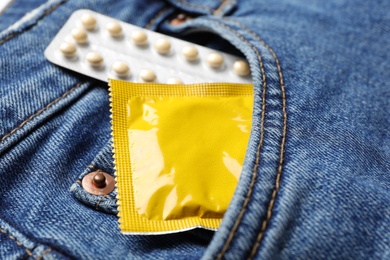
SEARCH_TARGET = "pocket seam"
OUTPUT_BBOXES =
[211,20,268,259]
[0,227,53,260]
[171,0,235,15]
[231,20,287,260]
[175,0,214,13]
[0,227,34,258]
[0,0,66,45]
[0,82,82,143]
[209,20,287,259]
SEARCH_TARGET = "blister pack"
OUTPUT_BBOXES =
[44,9,252,84]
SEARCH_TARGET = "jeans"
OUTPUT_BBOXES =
[0,0,389,259]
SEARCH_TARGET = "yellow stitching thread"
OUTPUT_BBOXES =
[0,227,35,258]
[213,0,234,15]
[230,20,286,260]
[213,21,267,259]
[0,0,67,45]
[36,248,52,260]
[95,195,108,210]
[1,82,83,142]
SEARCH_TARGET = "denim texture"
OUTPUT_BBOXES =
[0,0,47,32]
[1,0,389,259]
[69,140,117,215]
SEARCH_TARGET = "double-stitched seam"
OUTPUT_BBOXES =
[145,7,170,29]
[226,20,287,259]
[212,21,267,260]
[0,227,35,259]
[0,0,66,45]
[213,1,234,15]
[0,82,83,142]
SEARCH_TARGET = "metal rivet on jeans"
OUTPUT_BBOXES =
[170,13,191,26]
[82,171,115,195]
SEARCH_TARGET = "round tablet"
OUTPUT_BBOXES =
[106,22,122,37]
[112,62,130,76]
[131,30,148,45]
[154,38,171,54]
[59,42,76,57]
[182,46,198,61]
[86,52,103,67]
[167,78,183,84]
[139,69,156,82]
[233,60,250,76]
[81,14,96,30]
[207,53,224,68]
[71,28,88,43]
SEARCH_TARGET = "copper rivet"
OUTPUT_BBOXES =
[170,13,191,26]
[93,172,106,188]
[177,14,187,20]
[82,171,115,196]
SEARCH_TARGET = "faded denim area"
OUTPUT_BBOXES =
[0,0,389,259]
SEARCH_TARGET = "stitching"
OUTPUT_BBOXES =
[145,7,170,29]
[36,248,52,260]
[213,21,267,260]
[0,0,66,45]
[95,195,108,210]
[237,21,286,259]
[0,82,83,142]
[0,227,35,259]
[213,0,233,15]
[225,20,287,259]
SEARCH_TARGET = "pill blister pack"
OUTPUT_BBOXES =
[44,9,252,84]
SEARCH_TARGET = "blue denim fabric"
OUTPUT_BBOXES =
[1,0,389,259]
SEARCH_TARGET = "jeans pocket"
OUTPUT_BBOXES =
[70,140,117,215]
[162,0,237,16]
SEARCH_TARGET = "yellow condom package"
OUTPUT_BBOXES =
[109,79,253,234]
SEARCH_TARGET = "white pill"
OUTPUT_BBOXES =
[154,38,171,54]
[233,60,250,76]
[140,69,156,82]
[182,46,198,61]
[131,30,148,45]
[81,14,97,30]
[86,52,103,67]
[71,28,88,44]
[59,42,76,57]
[106,22,122,37]
[207,53,224,68]
[112,62,130,76]
[167,78,183,84]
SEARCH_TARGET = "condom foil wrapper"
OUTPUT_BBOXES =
[109,79,253,234]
